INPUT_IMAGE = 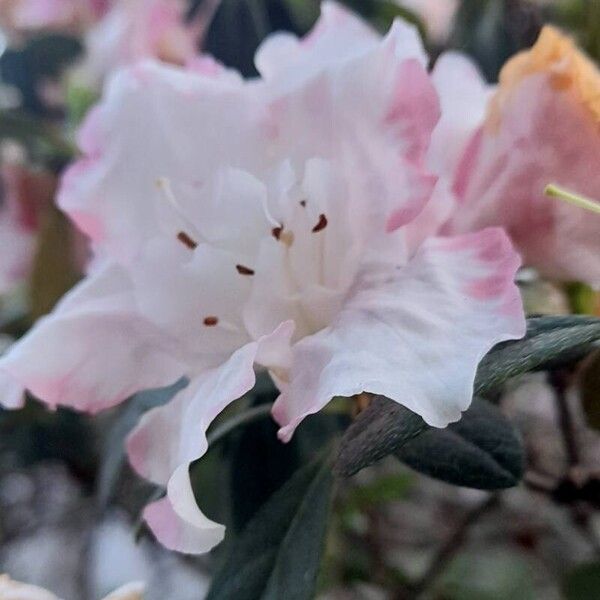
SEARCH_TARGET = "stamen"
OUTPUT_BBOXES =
[544,183,600,214]
[312,213,328,232]
[236,264,255,276]
[156,177,203,241]
[156,177,183,212]
[299,200,307,207]
[271,225,295,247]
[177,231,198,250]
[203,316,219,326]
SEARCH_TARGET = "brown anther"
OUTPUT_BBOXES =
[203,316,219,327]
[312,213,328,233]
[299,200,307,207]
[272,224,294,246]
[236,264,255,276]
[177,231,198,250]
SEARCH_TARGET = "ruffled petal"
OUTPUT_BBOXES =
[405,52,491,249]
[428,52,491,181]
[127,321,294,485]
[130,323,293,555]
[0,370,25,409]
[0,263,186,412]
[127,344,257,486]
[255,1,379,83]
[448,26,600,286]
[58,60,265,264]
[273,228,525,441]
[143,464,225,554]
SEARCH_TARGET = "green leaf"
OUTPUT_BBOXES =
[395,399,523,489]
[203,0,270,76]
[579,350,600,431]
[66,84,99,129]
[207,451,335,600]
[335,395,427,477]
[475,316,600,397]
[228,392,301,534]
[342,0,426,38]
[566,282,598,315]
[96,380,187,508]
[335,317,598,478]
[344,473,414,512]
[563,562,600,600]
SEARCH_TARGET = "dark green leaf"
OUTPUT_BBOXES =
[395,399,523,489]
[96,380,187,508]
[579,350,600,431]
[207,451,335,600]
[475,316,600,396]
[336,316,597,478]
[229,390,301,533]
[335,396,427,477]
[342,0,426,38]
[344,473,414,512]
[203,0,270,76]
[563,562,600,600]
[566,282,598,315]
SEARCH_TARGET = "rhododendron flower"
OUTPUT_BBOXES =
[0,0,107,36]
[0,575,144,600]
[0,0,202,89]
[0,3,525,553]
[447,26,600,287]
[73,0,202,89]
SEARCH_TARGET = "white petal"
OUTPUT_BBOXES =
[127,322,293,486]
[102,581,145,600]
[143,464,225,555]
[58,61,266,264]
[273,228,525,440]
[0,263,186,412]
[255,2,379,84]
[127,343,259,485]
[0,370,25,409]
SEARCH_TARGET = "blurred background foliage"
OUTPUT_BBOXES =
[0,1,599,598]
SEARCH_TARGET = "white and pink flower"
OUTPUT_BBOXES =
[0,0,107,35]
[0,0,203,89]
[0,3,526,553]
[444,26,600,287]
[72,0,203,89]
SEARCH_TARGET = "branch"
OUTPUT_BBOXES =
[549,370,581,467]
[400,495,500,600]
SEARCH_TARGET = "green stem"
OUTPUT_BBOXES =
[206,402,274,446]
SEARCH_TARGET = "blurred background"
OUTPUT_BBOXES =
[0,0,599,598]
